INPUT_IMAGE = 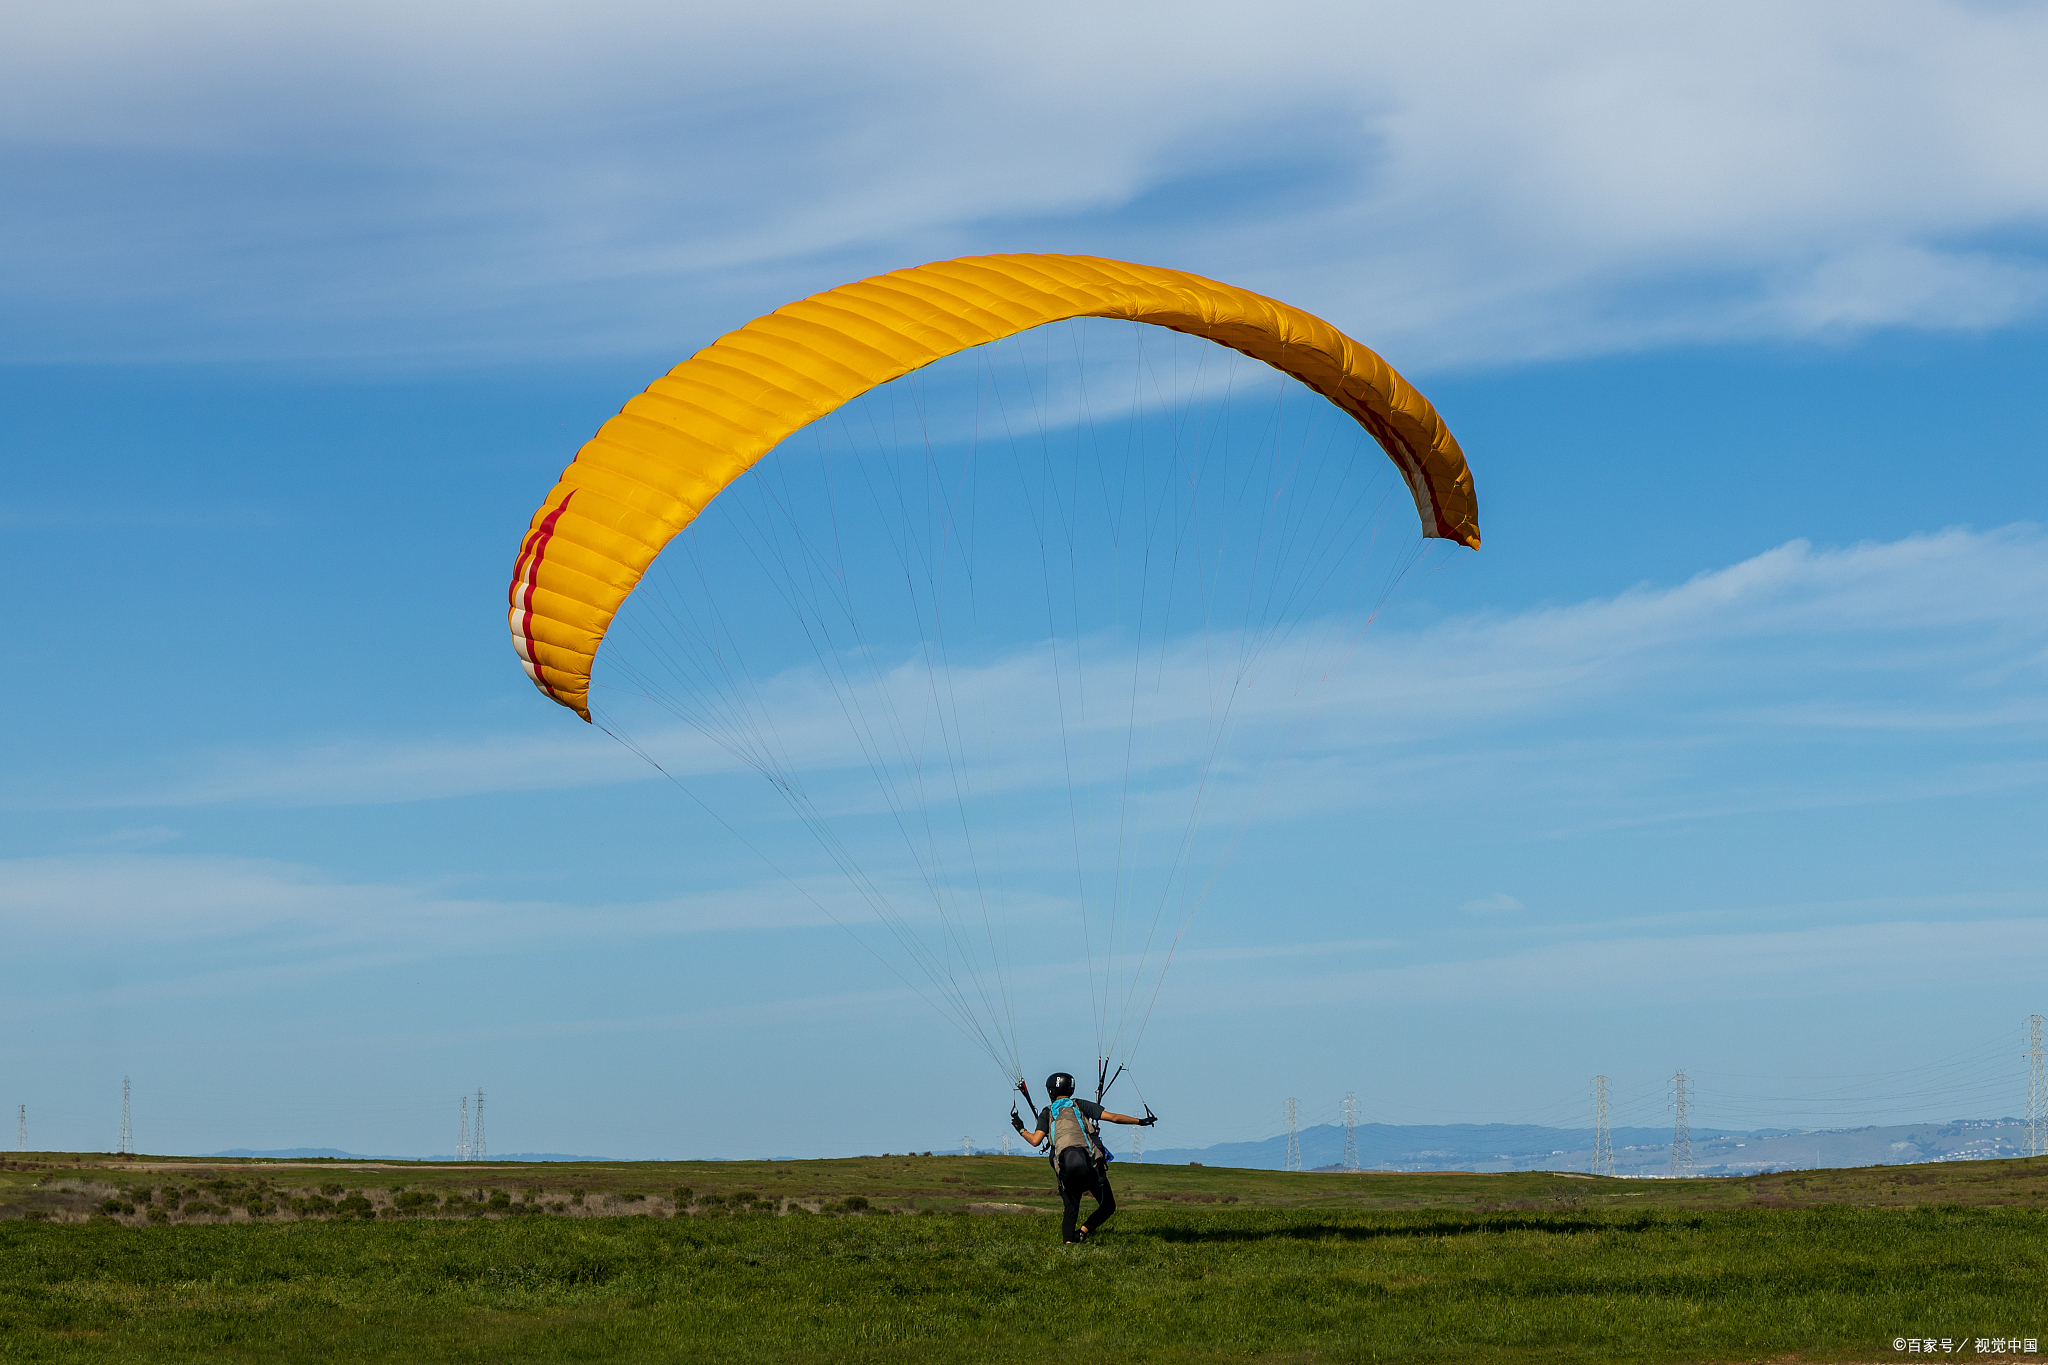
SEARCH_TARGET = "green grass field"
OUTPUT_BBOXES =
[5,1152,2048,1362]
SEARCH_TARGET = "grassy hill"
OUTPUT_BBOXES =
[9,1147,2048,1222]
[5,1151,2047,1362]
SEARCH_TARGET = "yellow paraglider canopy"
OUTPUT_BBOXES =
[510,253,1479,719]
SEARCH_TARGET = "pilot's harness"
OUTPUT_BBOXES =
[1046,1095,1110,1190]
[1015,1065,1154,1195]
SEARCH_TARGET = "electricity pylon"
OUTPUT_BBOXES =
[1285,1098,1301,1172]
[1593,1075,1613,1176]
[118,1077,132,1157]
[1342,1093,1360,1171]
[1670,1071,1694,1178]
[458,1096,470,1160]
[2028,1015,2045,1158]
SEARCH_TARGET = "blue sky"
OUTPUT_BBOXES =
[5,0,2048,1160]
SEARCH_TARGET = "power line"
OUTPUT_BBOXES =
[1284,1097,1301,1172]
[118,1077,132,1157]
[1670,1071,1693,1178]
[1593,1075,1613,1176]
[1342,1093,1359,1172]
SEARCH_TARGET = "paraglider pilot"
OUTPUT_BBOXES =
[1013,1072,1155,1245]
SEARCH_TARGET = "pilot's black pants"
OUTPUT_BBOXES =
[1058,1147,1115,1243]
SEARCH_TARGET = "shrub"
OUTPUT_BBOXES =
[393,1191,439,1212]
[23,1209,51,1222]
[318,1183,345,1197]
[841,1196,869,1212]
[291,1196,336,1216]
[696,1193,725,1207]
[620,1192,645,1203]
[337,1195,375,1219]
[673,1186,693,1203]
[145,1206,169,1224]
[730,1191,758,1204]
[571,1188,586,1205]
[486,1190,512,1211]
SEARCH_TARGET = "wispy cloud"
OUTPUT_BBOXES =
[1167,916,2048,1014]
[0,853,876,955]
[6,2,2047,365]
[58,526,2048,835]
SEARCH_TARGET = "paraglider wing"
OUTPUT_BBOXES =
[509,253,1479,719]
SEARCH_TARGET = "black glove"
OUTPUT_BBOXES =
[1010,1107,1026,1133]
[1138,1114,1157,1127]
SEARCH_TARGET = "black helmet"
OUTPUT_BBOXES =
[1046,1072,1075,1099]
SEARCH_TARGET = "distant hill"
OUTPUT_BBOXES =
[202,1148,400,1160]
[1122,1118,2030,1175]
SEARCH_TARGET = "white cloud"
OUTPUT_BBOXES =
[1462,893,1523,914]
[1165,915,2048,1017]
[4,1,2046,363]
[64,524,2048,826]
[122,728,662,807]
[0,853,864,950]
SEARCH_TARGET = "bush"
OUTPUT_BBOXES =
[291,1196,336,1216]
[145,1206,169,1224]
[620,1192,645,1203]
[696,1193,725,1207]
[841,1196,869,1213]
[23,1209,51,1222]
[392,1191,439,1213]
[318,1183,345,1197]
[486,1190,512,1211]
[673,1186,693,1203]
[336,1195,375,1219]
